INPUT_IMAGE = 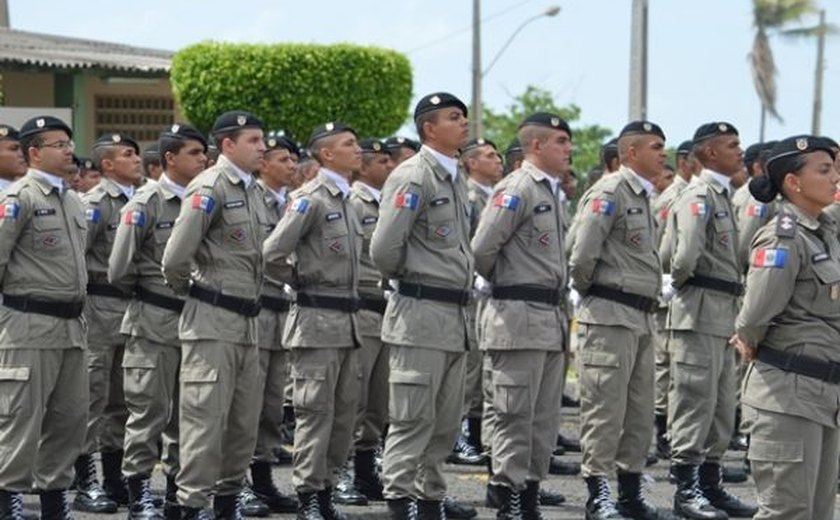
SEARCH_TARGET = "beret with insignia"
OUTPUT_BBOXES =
[693,121,738,144]
[265,135,298,155]
[359,138,387,154]
[19,115,72,140]
[307,122,357,148]
[212,110,264,135]
[384,136,420,153]
[505,138,523,156]
[76,156,97,172]
[676,140,694,156]
[0,124,19,141]
[519,112,572,137]
[160,123,208,150]
[750,134,837,203]
[93,133,140,154]
[743,142,763,167]
[413,92,468,120]
[619,120,666,141]
[462,137,498,154]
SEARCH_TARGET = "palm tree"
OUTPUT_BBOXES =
[750,0,819,141]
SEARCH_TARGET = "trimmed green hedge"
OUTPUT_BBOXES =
[170,42,413,142]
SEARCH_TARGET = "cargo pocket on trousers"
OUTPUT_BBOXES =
[492,371,530,418]
[748,438,805,509]
[579,350,620,397]
[181,365,220,417]
[292,366,328,413]
[0,366,32,417]
[122,353,158,405]
[388,370,431,423]
[672,346,710,389]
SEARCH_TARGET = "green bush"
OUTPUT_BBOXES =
[170,42,413,142]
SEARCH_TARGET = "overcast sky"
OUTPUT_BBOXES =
[9,0,840,146]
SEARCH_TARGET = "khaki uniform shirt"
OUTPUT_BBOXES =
[666,170,740,338]
[736,202,840,427]
[652,175,689,256]
[472,161,567,351]
[467,177,492,236]
[569,166,660,333]
[108,179,183,346]
[348,181,384,339]
[370,146,474,352]
[824,197,840,239]
[263,170,361,348]
[0,171,87,349]
[161,155,266,344]
[733,178,777,272]
[255,180,290,351]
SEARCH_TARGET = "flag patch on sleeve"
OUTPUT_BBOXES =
[191,194,215,214]
[752,248,788,268]
[85,207,101,223]
[690,202,708,217]
[493,193,520,211]
[290,198,310,214]
[0,202,19,220]
[745,203,767,218]
[591,198,615,216]
[123,210,146,227]
[395,191,419,210]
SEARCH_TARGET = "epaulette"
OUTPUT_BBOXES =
[82,184,108,204]
[596,172,622,194]
[775,213,797,239]
[132,182,161,205]
[193,166,224,190]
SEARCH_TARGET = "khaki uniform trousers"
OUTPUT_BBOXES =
[481,354,495,451]
[488,350,564,490]
[745,406,839,520]
[668,331,736,465]
[382,345,466,500]
[83,298,128,454]
[355,334,389,452]
[463,303,483,418]
[653,309,670,416]
[578,323,655,477]
[254,348,287,462]
[177,340,260,508]
[290,347,359,492]
[121,336,180,478]
[0,348,88,491]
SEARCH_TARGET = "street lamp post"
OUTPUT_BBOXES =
[470,4,561,138]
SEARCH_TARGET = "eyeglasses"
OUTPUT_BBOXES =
[39,140,75,151]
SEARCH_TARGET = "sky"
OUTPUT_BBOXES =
[8,0,840,147]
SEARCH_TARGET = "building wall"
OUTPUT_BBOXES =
[2,70,54,106]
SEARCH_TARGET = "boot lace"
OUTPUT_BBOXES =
[9,493,25,520]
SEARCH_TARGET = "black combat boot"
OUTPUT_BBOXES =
[296,492,323,520]
[386,497,415,520]
[126,475,163,520]
[353,450,384,501]
[522,481,547,520]
[698,462,757,518]
[0,490,24,520]
[584,476,626,520]
[443,496,476,519]
[316,487,346,520]
[616,473,674,519]
[100,450,129,507]
[72,454,118,513]
[163,474,180,520]
[671,464,726,520]
[333,460,367,506]
[415,500,443,520]
[213,494,243,520]
[494,486,523,520]
[249,461,297,513]
[39,490,73,520]
[180,507,212,520]
[654,414,671,460]
[238,486,269,517]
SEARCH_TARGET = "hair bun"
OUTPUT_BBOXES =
[748,175,778,203]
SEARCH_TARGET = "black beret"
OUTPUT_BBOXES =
[384,136,420,153]
[820,135,839,150]
[76,156,97,171]
[676,140,694,156]
[413,92,468,120]
[505,138,523,155]
[693,122,738,144]
[265,135,298,154]
[93,133,140,154]
[212,110,264,135]
[307,122,357,148]
[160,123,208,150]
[142,144,159,157]
[750,135,837,203]
[519,112,572,137]
[0,124,19,141]
[19,116,72,140]
[359,138,387,154]
[619,121,666,141]
[602,137,619,152]
[462,138,497,154]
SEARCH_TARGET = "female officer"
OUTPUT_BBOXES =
[732,135,840,520]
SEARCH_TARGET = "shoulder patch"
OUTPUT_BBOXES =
[289,198,310,214]
[775,213,797,238]
[190,194,216,214]
[752,248,788,268]
[85,207,101,223]
[395,191,419,210]
[123,209,147,227]
[0,201,20,220]
[591,198,615,216]
[493,192,520,211]
[690,201,708,217]
[745,203,767,218]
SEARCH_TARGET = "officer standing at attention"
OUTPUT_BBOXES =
[76,132,144,512]
[342,138,393,503]
[570,121,669,520]
[263,122,363,520]
[107,124,208,520]
[503,139,524,176]
[370,92,475,520]
[384,136,420,167]
[161,110,267,520]
[243,134,299,515]
[472,113,572,520]
[0,116,88,520]
[664,122,757,519]
[0,125,27,192]
[733,136,840,520]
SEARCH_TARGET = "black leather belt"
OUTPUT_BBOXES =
[136,286,184,313]
[296,293,358,313]
[262,295,291,313]
[359,296,387,315]
[398,282,471,306]
[2,294,84,319]
[587,284,658,313]
[492,285,561,306]
[188,284,261,317]
[685,275,744,296]
[758,346,840,385]
[87,283,130,299]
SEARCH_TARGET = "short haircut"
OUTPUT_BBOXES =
[517,125,553,153]
[414,111,439,142]
[91,144,121,171]
[20,134,46,162]
[212,129,245,150]
[617,134,646,162]
[308,134,341,165]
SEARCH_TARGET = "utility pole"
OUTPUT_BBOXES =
[0,0,9,29]
[628,0,648,121]
[471,0,483,138]
[812,9,826,135]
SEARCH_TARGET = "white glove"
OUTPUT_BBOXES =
[660,274,677,302]
[568,288,581,309]
[473,275,492,297]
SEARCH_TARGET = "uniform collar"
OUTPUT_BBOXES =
[0,178,12,191]
[468,177,494,198]
[780,200,823,231]
[256,178,288,206]
[320,168,351,199]
[422,144,459,181]
[101,177,135,199]
[353,181,381,204]
[159,173,186,200]
[217,154,254,188]
[699,169,732,195]
[620,165,654,198]
[522,161,564,200]
[30,168,65,195]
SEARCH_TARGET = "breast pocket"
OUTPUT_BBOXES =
[221,207,250,248]
[530,214,559,251]
[712,213,735,252]
[810,258,840,311]
[425,196,458,247]
[31,216,68,251]
[623,213,651,250]
[322,221,350,258]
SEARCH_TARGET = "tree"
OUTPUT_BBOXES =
[481,86,612,181]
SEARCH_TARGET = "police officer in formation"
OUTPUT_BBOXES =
[2,102,840,520]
